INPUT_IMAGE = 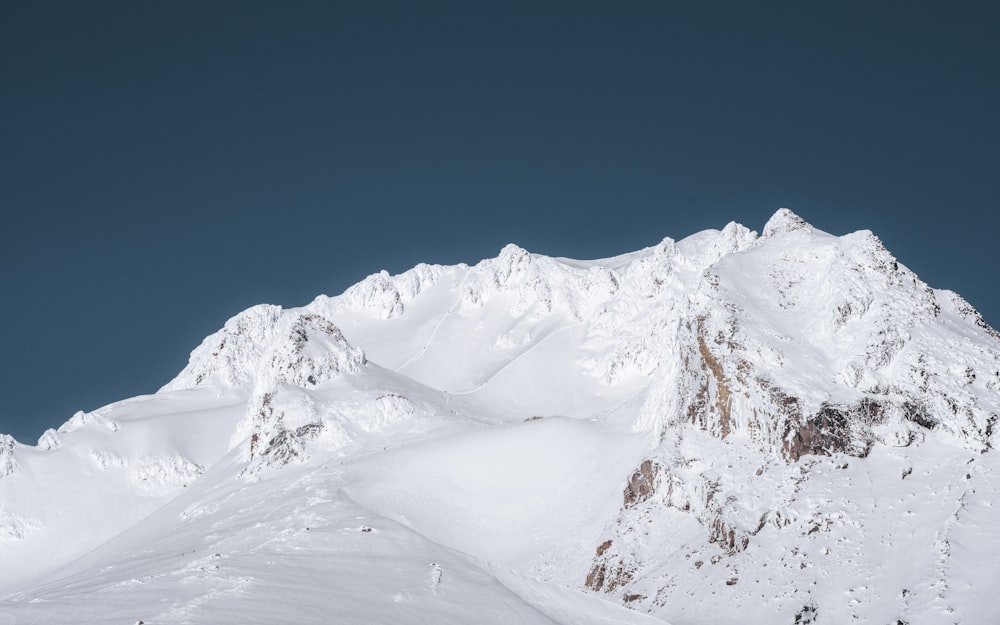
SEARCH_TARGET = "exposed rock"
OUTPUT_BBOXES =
[162,304,283,390]
[688,332,736,438]
[585,555,635,593]
[709,517,750,554]
[596,539,613,556]
[264,314,366,388]
[624,460,659,508]
[783,404,858,461]
[163,308,364,392]
[762,208,811,238]
[948,291,1000,341]
[247,421,324,474]
[902,401,937,430]
[794,602,818,624]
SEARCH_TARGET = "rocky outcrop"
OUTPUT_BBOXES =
[205,312,367,475]
[263,314,365,388]
[585,538,636,594]
[623,460,660,508]
[161,304,284,391]
[58,410,120,434]
[239,384,333,477]
[249,418,324,469]
[337,263,445,320]
[162,308,365,392]
[762,208,811,238]
[460,243,623,321]
[0,435,17,478]
[585,210,1000,615]
[782,403,870,462]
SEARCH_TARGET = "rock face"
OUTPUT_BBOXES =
[162,306,367,475]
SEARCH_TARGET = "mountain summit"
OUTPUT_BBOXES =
[2,210,998,624]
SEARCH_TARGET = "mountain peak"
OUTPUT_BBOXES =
[762,207,812,238]
[4,213,1000,625]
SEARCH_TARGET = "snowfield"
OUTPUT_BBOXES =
[1,209,998,624]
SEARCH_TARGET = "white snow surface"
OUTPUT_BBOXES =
[2,209,999,624]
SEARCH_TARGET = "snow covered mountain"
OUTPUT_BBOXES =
[2,209,998,624]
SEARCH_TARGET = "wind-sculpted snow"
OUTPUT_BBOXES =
[162,308,369,475]
[0,510,39,542]
[163,306,366,394]
[761,206,811,238]
[0,434,16,477]
[256,313,366,389]
[214,313,365,474]
[131,456,205,490]
[369,393,417,431]
[36,428,61,450]
[336,263,446,319]
[89,448,127,470]
[162,304,284,391]
[579,222,758,385]
[457,243,621,320]
[58,409,120,433]
[3,208,1000,624]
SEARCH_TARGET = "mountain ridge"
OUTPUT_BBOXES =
[1,208,998,624]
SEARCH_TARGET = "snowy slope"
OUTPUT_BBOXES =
[1,208,998,624]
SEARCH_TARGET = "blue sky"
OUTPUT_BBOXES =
[2,1,998,443]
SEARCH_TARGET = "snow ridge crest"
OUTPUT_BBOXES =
[162,307,365,393]
[762,207,812,238]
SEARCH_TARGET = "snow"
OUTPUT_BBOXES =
[344,416,648,572]
[2,208,998,624]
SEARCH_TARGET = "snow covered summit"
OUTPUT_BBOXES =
[1,209,998,625]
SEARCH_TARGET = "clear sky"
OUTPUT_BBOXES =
[2,1,998,444]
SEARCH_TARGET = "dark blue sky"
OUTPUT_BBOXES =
[2,2,998,443]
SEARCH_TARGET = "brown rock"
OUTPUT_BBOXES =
[624,460,659,507]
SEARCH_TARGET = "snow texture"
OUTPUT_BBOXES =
[2,209,999,625]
